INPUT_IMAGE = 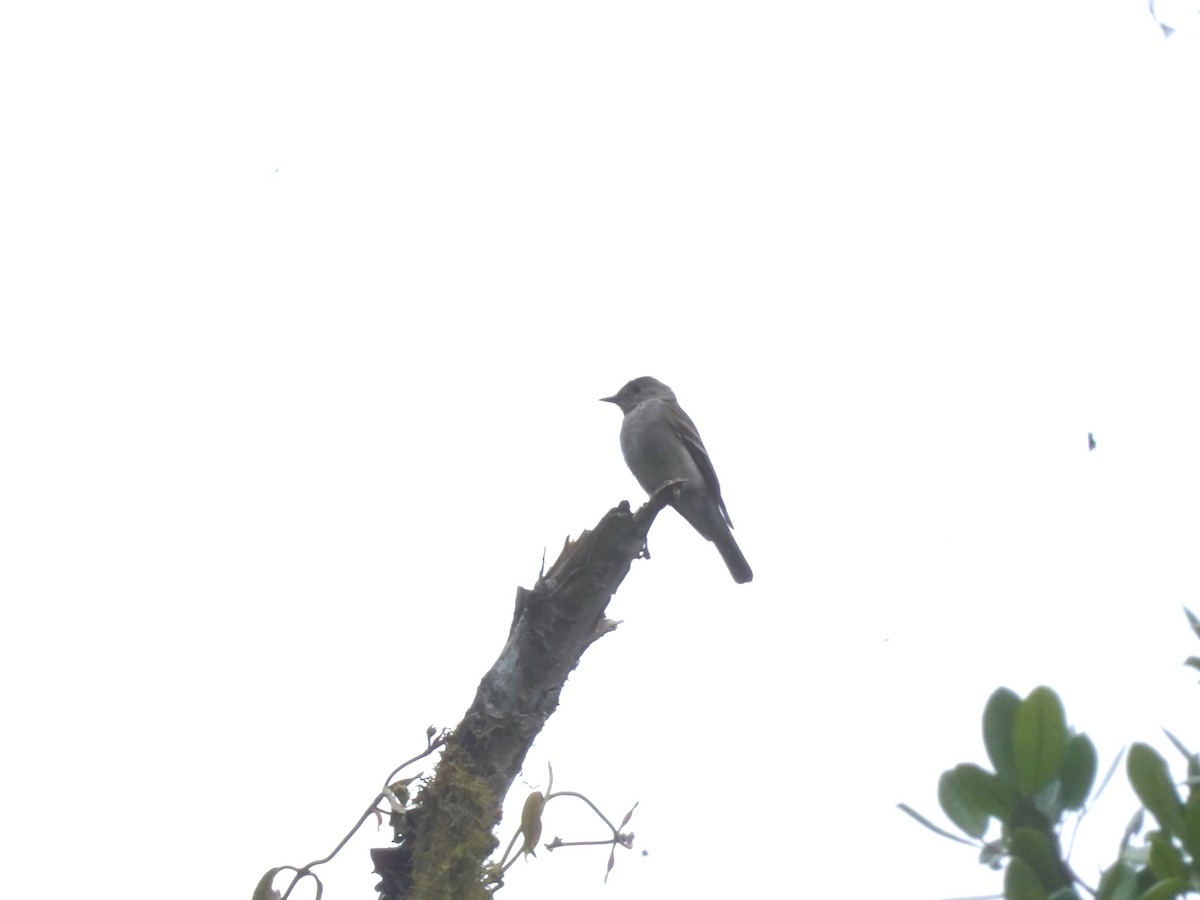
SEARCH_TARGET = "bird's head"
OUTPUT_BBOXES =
[600,376,677,414]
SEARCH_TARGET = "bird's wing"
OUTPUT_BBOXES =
[672,406,734,528]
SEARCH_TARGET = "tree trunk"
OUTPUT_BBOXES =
[371,486,675,900]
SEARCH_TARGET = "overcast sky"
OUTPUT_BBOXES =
[3,2,1200,898]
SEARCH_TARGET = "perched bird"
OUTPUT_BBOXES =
[1088,432,1097,451]
[601,376,753,584]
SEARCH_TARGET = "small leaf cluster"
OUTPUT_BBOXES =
[1097,739,1200,900]
[936,685,1098,899]
[1095,609,1200,899]
[906,611,1200,900]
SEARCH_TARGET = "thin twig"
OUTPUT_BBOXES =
[278,731,448,900]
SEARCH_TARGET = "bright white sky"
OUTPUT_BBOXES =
[3,2,1200,898]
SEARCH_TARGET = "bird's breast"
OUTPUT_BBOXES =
[619,400,704,493]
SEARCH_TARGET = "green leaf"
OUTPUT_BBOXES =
[1009,826,1069,891]
[1005,856,1050,900]
[1147,832,1187,881]
[1128,743,1186,835]
[1060,734,1098,811]
[1161,729,1192,762]
[962,763,1022,820]
[985,687,1022,782]
[1096,748,1128,804]
[1014,687,1068,796]
[1136,878,1187,900]
[1184,656,1200,676]
[1046,890,1082,900]
[1183,607,1200,641]
[938,767,989,838]
[895,803,978,845]
[1181,790,1200,859]
[1096,862,1138,900]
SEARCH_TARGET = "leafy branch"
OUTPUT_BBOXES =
[903,608,1200,900]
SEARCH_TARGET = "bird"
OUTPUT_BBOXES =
[1088,432,1097,451]
[601,376,753,584]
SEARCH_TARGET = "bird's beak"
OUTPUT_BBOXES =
[599,395,618,404]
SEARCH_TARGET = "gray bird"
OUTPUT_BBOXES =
[601,376,753,584]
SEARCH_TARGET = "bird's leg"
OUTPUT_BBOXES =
[627,478,685,563]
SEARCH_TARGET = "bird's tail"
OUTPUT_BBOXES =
[715,531,753,584]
